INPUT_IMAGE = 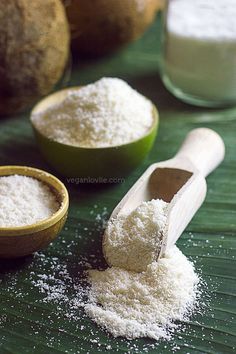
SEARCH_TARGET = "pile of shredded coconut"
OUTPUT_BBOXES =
[0,175,59,227]
[103,199,169,272]
[31,77,154,148]
[85,199,200,340]
[85,246,199,340]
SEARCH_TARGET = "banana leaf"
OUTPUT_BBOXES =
[0,17,235,354]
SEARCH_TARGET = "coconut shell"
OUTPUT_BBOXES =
[0,0,70,116]
[64,0,163,57]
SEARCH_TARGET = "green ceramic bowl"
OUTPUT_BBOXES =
[30,87,158,179]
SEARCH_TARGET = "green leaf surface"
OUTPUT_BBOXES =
[0,16,236,354]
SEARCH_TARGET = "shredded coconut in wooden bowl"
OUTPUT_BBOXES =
[0,175,59,227]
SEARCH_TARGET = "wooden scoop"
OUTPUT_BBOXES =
[104,128,225,260]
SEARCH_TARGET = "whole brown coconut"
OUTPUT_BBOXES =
[0,0,70,116]
[64,0,163,56]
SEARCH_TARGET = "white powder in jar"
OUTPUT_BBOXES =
[31,78,154,148]
[0,175,59,227]
[103,199,169,272]
[164,0,236,102]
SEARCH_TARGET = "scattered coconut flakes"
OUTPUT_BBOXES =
[0,205,207,352]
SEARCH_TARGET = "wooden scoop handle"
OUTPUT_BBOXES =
[174,128,225,177]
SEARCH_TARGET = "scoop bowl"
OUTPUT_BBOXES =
[30,87,158,179]
[0,166,69,258]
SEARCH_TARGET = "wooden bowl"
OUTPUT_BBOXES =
[30,87,158,179]
[0,166,69,258]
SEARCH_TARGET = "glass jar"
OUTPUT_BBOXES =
[160,0,236,107]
